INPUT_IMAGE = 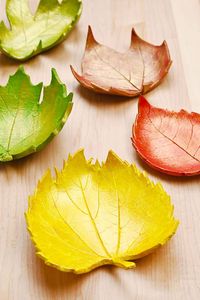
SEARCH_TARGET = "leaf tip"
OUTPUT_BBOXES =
[7,65,43,92]
[131,27,139,39]
[50,68,70,98]
[106,149,118,162]
[105,150,128,169]
[130,27,142,48]
[138,95,149,107]
[51,68,60,82]
[137,96,152,118]
[86,26,97,48]
[8,65,26,83]
[18,64,25,73]
[66,148,86,163]
[70,65,78,77]
[70,65,81,82]
[36,40,43,52]
[70,65,93,90]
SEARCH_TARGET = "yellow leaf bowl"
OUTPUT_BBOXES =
[25,150,179,274]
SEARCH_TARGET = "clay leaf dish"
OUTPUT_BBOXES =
[0,66,73,161]
[0,0,82,60]
[71,26,171,97]
[132,96,200,176]
[26,150,178,274]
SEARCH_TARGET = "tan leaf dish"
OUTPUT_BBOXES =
[71,26,172,97]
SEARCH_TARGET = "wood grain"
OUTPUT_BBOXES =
[0,0,200,299]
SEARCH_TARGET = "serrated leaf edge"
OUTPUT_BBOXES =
[26,150,179,274]
[71,26,172,97]
[0,0,83,61]
[0,66,73,161]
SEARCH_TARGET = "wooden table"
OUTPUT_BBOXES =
[0,0,200,299]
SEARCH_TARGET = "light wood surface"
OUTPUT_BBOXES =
[0,0,200,299]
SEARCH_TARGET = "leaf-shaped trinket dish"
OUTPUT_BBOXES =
[0,0,82,60]
[0,66,73,162]
[26,150,178,274]
[71,26,171,97]
[132,96,200,176]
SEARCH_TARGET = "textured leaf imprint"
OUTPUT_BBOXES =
[26,150,178,274]
[71,26,171,97]
[0,0,82,60]
[0,67,73,161]
[133,96,200,176]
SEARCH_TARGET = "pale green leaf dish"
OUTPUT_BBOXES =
[0,67,73,162]
[0,0,82,60]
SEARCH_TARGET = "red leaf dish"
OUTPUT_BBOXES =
[132,96,200,176]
